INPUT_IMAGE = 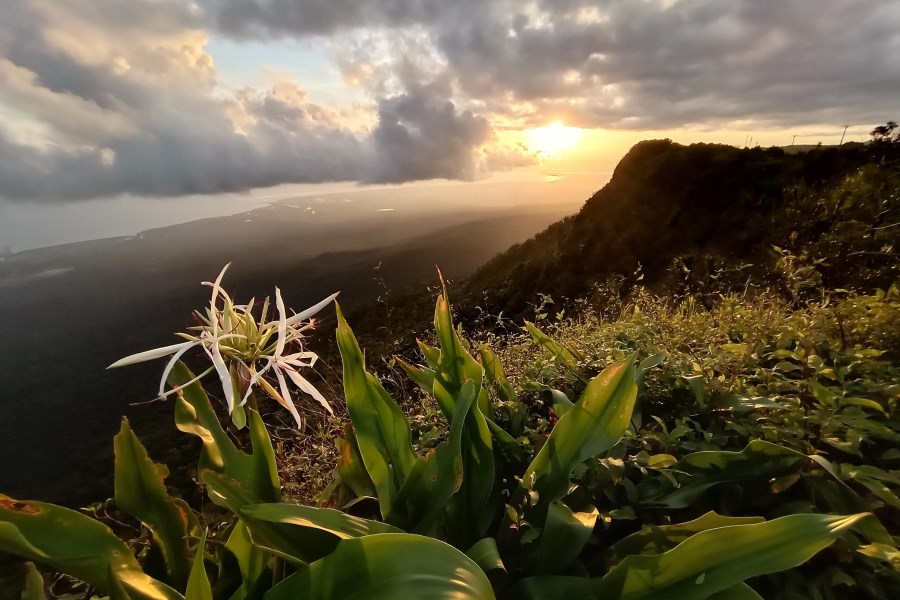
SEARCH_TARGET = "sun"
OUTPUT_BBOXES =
[526,122,584,158]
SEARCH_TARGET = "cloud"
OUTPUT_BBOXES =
[202,0,900,129]
[0,0,519,202]
[3,0,898,202]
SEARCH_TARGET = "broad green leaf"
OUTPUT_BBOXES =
[475,344,525,458]
[114,418,193,589]
[265,534,495,600]
[549,389,574,418]
[202,471,335,565]
[246,408,281,503]
[169,362,252,480]
[395,357,436,395]
[417,339,442,369]
[335,424,376,499]
[638,440,807,509]
[432,287,495,546]
[390,380,477,532]
[707,583,763,600]
[535,501,598,575]
[804,455,894,546]
[516,575,592,599]
[638,353,667,371]
[223,521,268,599]
[185,532,212,600]
[0,495,140,593]
[857,543,900,568]
[845,464,900,510]
[116,569,185,600]
[518,356,638,514]
[21,563,45,600]
[241,503,402,539]
[593,513,870,600]
[467,538,505,573]
[525,322,582,367]
[604,512,765,566]
[479,345,517,404]
[336,303,417,519]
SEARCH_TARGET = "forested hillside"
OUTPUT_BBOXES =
[464,140,900,318]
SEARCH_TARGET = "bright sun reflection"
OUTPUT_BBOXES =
[526,122,584,157]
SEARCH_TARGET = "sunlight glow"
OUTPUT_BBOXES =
[526,122,584,158]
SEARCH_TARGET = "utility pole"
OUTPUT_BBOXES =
[839,124,849,145]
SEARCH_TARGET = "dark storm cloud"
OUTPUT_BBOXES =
[202,0,900,129]
[0,0,516,202]
[0,81,497,201]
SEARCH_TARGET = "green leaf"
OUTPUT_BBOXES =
[0,495,141,593]
[266,534,496,600]
[638,353,667,371]
[516,575,592,599]
[593,513,869,600]
[467,537,505,573]
[535,501,598,575]
[185,532,212,600]
[431,287,495,546]
[241,503,402,539]
[417,340,442,369]
[525,322,582,367]
[169,362,252,480]
[335,424,377,499]
[116,569,185,600]
[518,356,639,515]
[639,440,807,509]
[336,303,417,519]
[549,389,574,418]
[246,408,281,503]
[707,583,764,600]
[390,380,477,532]
[604,512,765,566]
[223,520,268,599]
[114,418,193,589]
[479,345,517,404]
[395,357,436,395]
[202,471,335,565]
[21,563,45,600]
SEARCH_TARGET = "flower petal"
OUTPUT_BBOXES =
[206,263,230,336]
[204,341,236,414]
[274,287,288,357]
[284,292,339,326]
[108,341,194,369]
[274,366,304,429]
[241,359,273,406]
[284,367,334,416]
[158,366,214,399]
[158,341,199,398]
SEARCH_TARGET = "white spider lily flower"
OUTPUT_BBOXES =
[237,288,334,428]
[108,264,338,429]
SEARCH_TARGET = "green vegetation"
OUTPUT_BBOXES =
[2,133,899,598]
[464,138,899,319]
[1,278,898,599]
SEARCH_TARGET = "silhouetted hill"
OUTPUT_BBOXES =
[463,140,898,318]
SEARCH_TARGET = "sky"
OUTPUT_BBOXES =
[1,0,898,229]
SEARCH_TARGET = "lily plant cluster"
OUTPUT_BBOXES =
[109,264,338,428]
